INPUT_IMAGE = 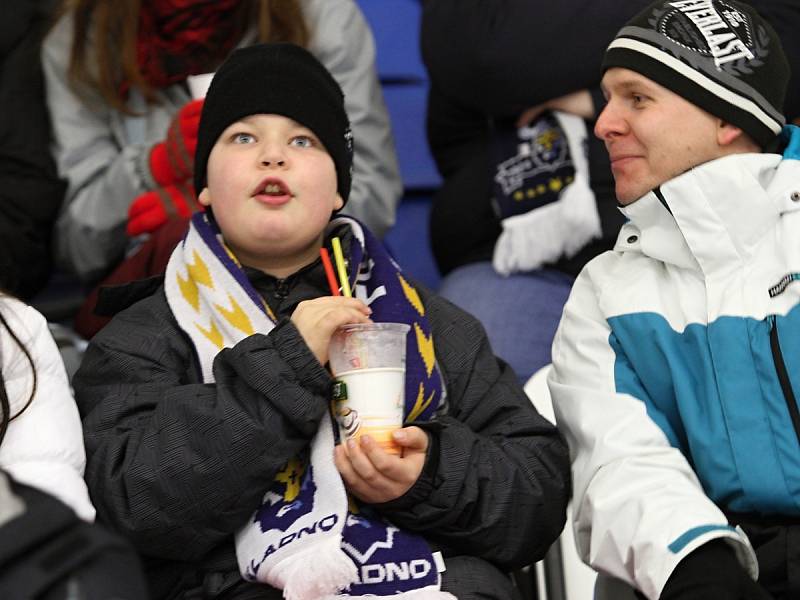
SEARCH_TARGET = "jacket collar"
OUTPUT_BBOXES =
[615,151,792,276]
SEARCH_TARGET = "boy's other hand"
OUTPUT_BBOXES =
[334,427,428,504]
[291,297,371,365]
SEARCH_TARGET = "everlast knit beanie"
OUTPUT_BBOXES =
[194,43,354,201]
[602,0,789,148]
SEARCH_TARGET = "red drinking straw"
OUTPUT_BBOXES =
[319,247,341,296]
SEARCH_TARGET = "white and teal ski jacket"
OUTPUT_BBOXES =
[549,126,800,599]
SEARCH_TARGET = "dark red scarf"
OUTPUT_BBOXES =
[137,0,244,89]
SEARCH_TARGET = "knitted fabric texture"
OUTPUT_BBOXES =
[135,0,243,90]
[603,0,789,147]
[193,43,353,201]
[164,212,453,599]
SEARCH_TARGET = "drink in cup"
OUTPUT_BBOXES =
[329,323,410,455]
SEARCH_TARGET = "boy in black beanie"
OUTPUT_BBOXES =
[72,43,570,600]
[549,1,800,599]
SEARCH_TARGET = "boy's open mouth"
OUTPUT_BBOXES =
[253,177,292,204]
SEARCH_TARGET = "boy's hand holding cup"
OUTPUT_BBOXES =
[329,322,428,503]
[334,425,428,504]
[290,297,372,366]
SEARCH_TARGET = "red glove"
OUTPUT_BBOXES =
[149,99,204,187]
[126,182,202,237]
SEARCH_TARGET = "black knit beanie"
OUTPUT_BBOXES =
[193,43,354,201]
[602,0,789,148]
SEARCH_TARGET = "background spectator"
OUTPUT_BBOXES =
[0,0,65,299]
[420,0,799,383]
[0,292,93,521]
[42,0,401,285]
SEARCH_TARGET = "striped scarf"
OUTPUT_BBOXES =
[165,213,455,599]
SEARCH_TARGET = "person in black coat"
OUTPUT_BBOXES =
[0,0,65,299]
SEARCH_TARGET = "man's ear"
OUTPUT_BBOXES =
[198,188,212,207]
[333,193,344,211]
[717,120,745,147]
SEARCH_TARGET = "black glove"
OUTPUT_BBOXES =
[660,540,772,599]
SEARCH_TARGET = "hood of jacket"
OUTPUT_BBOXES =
[614,125,800,278]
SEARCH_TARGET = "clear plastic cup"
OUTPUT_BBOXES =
[329,323,410,455]
[187,73,215,99]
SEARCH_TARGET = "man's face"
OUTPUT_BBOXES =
[595,68,726,205]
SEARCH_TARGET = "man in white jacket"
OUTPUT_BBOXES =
[548,1,798,598]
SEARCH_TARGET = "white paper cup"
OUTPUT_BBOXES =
[329,323,410,455]
[186,72,215,99]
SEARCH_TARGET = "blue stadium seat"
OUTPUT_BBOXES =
[384,194,440,290]
[357,0,442,289]
[382,84,441,191]
[356,0,427,83]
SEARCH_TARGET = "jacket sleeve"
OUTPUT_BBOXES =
[41,15,156,281]
[304,0,402,238]
[548,265,757,599]
[376,290,571,570]
[0,299,95,522]
[74,293,334,561]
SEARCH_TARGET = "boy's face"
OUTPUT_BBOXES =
[199,114,343,275]
[595,68,727,205]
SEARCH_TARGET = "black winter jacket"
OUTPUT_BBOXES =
[74,259,570,599]
[420,0,800,277]
[0,0,65,298]
[420,0,650,276]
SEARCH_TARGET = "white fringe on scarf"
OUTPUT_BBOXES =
[493,111,602,276]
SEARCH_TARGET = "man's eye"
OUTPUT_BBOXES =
[233,133,255,144]
[290,135,314,148]
[632,94,645,104]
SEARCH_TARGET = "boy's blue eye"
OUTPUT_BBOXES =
[290,135,314,148]
[233,133,255,144]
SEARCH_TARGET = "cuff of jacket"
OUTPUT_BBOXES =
[133,143,159,192]
[269,318,332,397]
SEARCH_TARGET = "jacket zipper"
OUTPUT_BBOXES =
[274,278,290,298]
[769,315,800,444]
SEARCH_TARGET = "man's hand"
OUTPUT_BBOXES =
[290,297,371,365]
[334,426,429,504]
[516,89,595,128]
